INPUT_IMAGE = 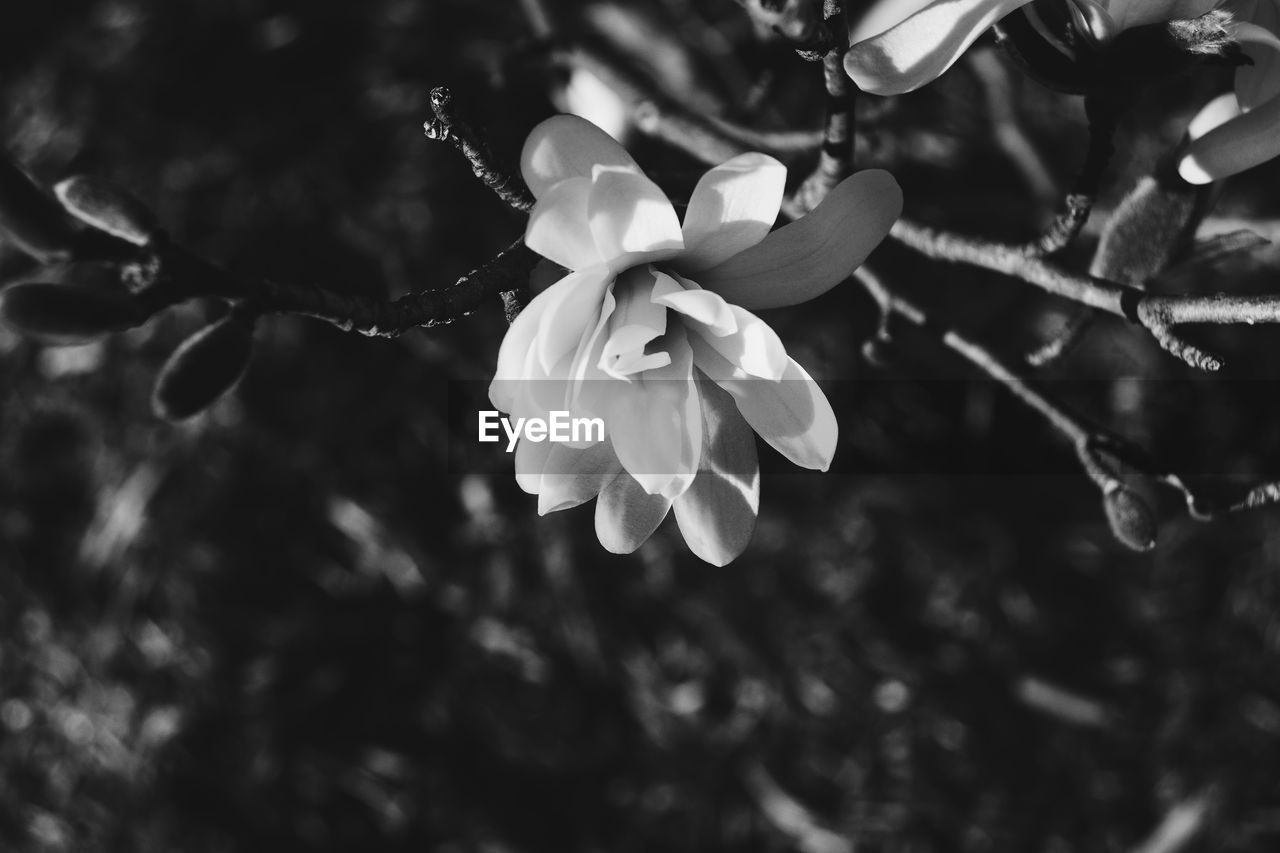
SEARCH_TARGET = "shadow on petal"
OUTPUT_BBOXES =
[520,114,639,198]
[696,170,901,310]
[673,377,760,566]
[595,471,673,554]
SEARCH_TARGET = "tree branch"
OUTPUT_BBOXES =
[1023,92,1119,257]
[782,2,853,218]
[151,239,538,337]
[424,87,536,213]
[889,217,1280,371]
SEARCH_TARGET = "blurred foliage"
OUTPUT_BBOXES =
[3,1,1280,851]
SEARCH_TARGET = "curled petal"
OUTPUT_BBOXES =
[674,152,787,274]
[525,177,602,271]
[538,440,622,515]
[595,471,673,554]
[564,288,623,432]
[673,378,760,566]
[605,328,700,497]
[520,114,640,199]
[1179,90,1280,184]
[535,266,613,374]
[588,166,684,271]
[697,170,902,310]
[651,272,738,336]
[844,0,1032,96]
[691,337,838,472]
[849,0,938,42]
[600,266,668,379]
[691,306,789,380]
[490,283,553,412]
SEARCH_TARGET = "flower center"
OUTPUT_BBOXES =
[599,265,676,380]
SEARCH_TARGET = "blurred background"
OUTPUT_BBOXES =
[3,0,1280,850]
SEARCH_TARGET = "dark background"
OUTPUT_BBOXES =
[3,1,1280,850]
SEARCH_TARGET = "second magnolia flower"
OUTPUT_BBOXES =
[490,115,901,564]
[844,0,1221,95]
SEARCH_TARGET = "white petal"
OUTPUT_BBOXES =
[844,0,1033,96]
[520,114,640,199]
[588,166,684,271]
[651,271,738,336]
[697,170,902,310]
[690,306,789,380]
[673,152,787,274]
[1186,92,1243,141]
[525,177,602,271]
[538,440,622,515]
[605,329,700,497]
[595,471,673,554]
[535,266,613,374]
[514,433,554,494]
[690,337,838,472]
[1066,1,1117,44]
[850,0,938,42]
[489,282,552,412]
[1180,90,1280,184]
[673,378,760,566]
[599,266,668,380]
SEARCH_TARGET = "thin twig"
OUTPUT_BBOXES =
[153,239,538,336]
[424,87,536,213]
[859,265,1280,529]
[889,218,1280,370]
[1023,92,1119,257]
[856,265,1095,448]
[782,2,853,218]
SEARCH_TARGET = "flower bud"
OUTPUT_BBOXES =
[1089,166,1215,285]
[152,313,255,421]
[1104,11,1234,83]
[0,158,77,261]
[54,176,159,247]
[1102,483,1157,552]
[0,282,145,342]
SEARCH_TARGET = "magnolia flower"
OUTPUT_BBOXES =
[845,0,1220,95]
[1179,1,1280,182]
[490,115,901,565]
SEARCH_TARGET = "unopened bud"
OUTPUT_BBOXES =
[152,313,255,421]
[54,176,158,247]
[0,282,145,342]
[1102,483,1157,552]
[1089,170,1213,285]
